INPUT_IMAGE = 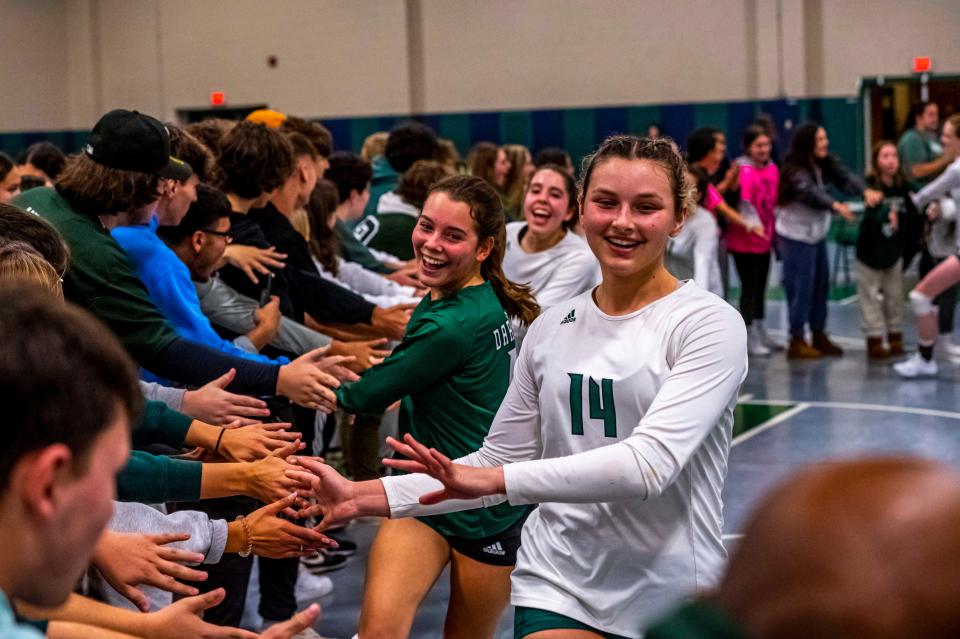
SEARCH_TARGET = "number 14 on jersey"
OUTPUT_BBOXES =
[568,373,617,437]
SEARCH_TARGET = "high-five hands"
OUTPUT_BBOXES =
[382,434,506,504]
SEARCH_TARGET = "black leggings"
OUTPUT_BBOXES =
[731,251,771,326]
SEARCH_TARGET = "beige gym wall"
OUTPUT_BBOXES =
[1,0,959,132]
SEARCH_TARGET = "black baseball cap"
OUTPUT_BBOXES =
[84,109,193,181]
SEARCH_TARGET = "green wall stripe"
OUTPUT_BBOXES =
[500,111,533,150]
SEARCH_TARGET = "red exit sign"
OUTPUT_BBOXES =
[210,91,226,106]
[913,57,932,73]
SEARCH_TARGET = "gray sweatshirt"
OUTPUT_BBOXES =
[94,502,227,612]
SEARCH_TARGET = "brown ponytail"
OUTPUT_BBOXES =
[428,175,541,326]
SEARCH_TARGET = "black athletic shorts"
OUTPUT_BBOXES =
[443,510,529,567]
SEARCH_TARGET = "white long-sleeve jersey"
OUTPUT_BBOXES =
[382,281,747,637]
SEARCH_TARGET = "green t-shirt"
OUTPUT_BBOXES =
[13,187,179,363]
[365,213,418,261]
[897,128,942,191]
[336,281,528,538]
[335,219,390,273]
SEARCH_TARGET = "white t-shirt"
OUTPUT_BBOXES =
[503,222,601,310]
[665,206,723,296]
[383,281,747,637]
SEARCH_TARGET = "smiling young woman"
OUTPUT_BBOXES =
[292,136,748,639]
[316,175,539,639]
[503,164,599,342]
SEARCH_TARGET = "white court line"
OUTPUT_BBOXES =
[838,293,860,305]
[732,403,811,446]
[721,534,745,541]
[737,393,754,402]
[739,399,960,421]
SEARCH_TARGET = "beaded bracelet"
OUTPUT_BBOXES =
[235,515,253,557]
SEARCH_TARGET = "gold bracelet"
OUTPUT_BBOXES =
[235,515,253,557]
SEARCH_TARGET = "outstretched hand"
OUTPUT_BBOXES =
[181,368,270,425]
[285,457,361,531]
[382,434,506,505]
[244,494,337,558]
[92,530,207,612]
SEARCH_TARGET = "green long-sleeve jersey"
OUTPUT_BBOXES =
[336,281,529,538]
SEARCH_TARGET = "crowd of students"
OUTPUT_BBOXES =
[0,99,957,639]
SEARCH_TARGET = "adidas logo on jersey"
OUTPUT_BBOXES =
[482,542,506,556]
[560,309,576,325]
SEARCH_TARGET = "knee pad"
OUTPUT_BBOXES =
[909,290,937,316]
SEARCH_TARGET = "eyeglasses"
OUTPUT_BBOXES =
[201,228,234,243]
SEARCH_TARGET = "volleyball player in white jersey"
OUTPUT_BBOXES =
[291,135,748,638]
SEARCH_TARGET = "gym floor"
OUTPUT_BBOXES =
[245,296,960,638]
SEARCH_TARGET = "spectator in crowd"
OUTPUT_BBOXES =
[467,142,511,197]
[185,118,236,157]
[502,143,536,219]
[503,162,599,341]
[363,121,439,220]
[898,101,949,270]
[13,110,340,407]
[898,101,948,191]
[15,141,65,186]
[728,124,781,355]
[856,141,913,359]
[776,121,883,359]
[360,131,389,163]
[0,152,20,204]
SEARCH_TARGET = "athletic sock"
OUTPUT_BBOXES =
[919,343,934,361]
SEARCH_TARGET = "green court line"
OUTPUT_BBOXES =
[733,402,798,439]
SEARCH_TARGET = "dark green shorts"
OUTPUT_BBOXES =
[513,606,631,639]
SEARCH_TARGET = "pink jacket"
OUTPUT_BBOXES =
[725,159,779,254]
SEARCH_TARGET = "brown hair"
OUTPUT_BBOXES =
[867,139,905,189]
[0,203,69,275]
[579,135,695,222]
[55,154,163,218]
[428,175,540,326]
[525,164,579,230]
[304,179,342,276]
[396,160,452,210]
[503,144,532,213]
[167,124,218,184]
[0,284,142,492]
[466,142,503,191]
[280,116,333,158]
[284,131,319,161]
[0,242,62,298]
[185,118,235,157]
[218,121,294,199]
[436,138,463,173]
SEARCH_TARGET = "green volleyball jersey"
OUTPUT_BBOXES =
[336,280,529,538]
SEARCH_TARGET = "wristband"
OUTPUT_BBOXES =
[235,515,253,557]
[214,427,226,454]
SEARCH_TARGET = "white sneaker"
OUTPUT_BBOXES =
[297,565,334,602]
[756,321,784,351]
[893,352,938,378]
[747,326,772,356]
